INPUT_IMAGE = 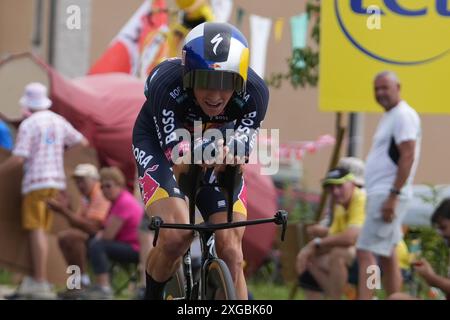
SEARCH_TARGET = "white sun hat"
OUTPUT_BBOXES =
[19,82,52,111]
[72,164,100,180]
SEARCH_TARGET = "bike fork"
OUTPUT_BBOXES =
[199,231,216,299]
[183,248,194,299]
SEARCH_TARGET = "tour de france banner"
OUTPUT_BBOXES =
[319,0,450,114]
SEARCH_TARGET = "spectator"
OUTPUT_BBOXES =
[46,163,110,299]
[168,0,214,57]
[0,119,13,150]
[389,198,450,300]
[357,71,422,300]
[82,167,143,299]
[296,167,365,299]
[0,82,88,299]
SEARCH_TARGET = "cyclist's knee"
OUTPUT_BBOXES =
[158,230,193,260]
[216,240,244,269]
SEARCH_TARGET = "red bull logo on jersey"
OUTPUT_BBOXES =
[238,180,247,207]
[138,164,160,205]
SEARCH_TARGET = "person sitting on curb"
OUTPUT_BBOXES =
[389,198,450,300]
[82,167,143,299]
[47,163,110,299]
[296,167,365,299]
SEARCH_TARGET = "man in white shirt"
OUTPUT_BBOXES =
[356,71,421,300]
[0,83,88,299]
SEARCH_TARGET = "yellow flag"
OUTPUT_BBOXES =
[274,18,284,42]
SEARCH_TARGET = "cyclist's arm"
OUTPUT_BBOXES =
[153,102,189,165]
[144,63,190,166]
[231,71,269,160]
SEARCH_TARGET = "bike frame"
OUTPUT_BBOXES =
[149,165,288,300]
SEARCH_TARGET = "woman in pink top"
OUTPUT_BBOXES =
[84,167,143,299]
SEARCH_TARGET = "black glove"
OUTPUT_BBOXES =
[225,136,248,163]
[192,137,220,163]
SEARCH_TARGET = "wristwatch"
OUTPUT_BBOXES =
[390,188,401,196]
[313,237,322,249]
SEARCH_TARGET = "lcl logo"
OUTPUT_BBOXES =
[335,0,450,65]
[350,0,450,16]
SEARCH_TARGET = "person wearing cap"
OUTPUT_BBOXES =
[46,163,110,299]
[296,167,366,299]
[167,0,215,57]
[0,82,88,299]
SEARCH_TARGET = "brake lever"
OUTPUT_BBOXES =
[149,216,164,247]
[274,210,288,242]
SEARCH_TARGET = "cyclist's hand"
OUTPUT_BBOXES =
[224,153,248,165]
[203,139,227,167]
[193,138,225,166]
[224,138,248,165]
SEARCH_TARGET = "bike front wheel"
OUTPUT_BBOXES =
[203,259,236,300]
[163,265,185,300]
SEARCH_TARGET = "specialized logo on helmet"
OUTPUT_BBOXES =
[182,22,249,91]
[335,0,450,65]
[138,165,160,205]
[211,33,223,55]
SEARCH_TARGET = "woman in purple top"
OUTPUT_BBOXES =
[84,167,143,299]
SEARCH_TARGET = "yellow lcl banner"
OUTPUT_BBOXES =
[319,0,450,113]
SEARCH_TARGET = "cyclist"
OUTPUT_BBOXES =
[132,22,269,300]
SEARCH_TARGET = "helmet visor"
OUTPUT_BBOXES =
[183,70,245,92]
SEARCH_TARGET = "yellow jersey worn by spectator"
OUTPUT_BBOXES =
[176,0,214,25]
[329,186,366,235]
[296,168,365,299]
[297,168,411,299]
[168,0,214,57]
